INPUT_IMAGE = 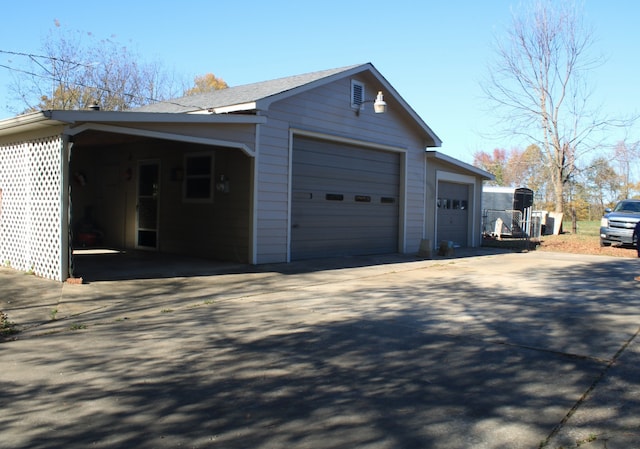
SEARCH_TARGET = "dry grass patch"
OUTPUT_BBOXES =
[537,220,637,258]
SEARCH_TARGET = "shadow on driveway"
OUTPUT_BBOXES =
[1,251,639,448]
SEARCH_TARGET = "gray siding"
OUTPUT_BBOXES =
[256,75,428,262]
[254,119,290,263]
[426,158,485,249]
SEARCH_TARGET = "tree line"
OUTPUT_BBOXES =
[3,20,227,114]
[473,142,640,220]
[477,0,636,218]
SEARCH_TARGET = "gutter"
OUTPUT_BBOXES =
[0,110,266,139]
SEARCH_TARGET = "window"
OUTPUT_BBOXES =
[184,153,213,201]
[326,193,344,201]
[351,80,365,108]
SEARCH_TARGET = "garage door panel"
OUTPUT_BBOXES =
[292,137,400,260]
[296,154,397,181]
[295,161,399,183]
[296,139,397,163]
[292,233,397,259]
[294,168,399,188]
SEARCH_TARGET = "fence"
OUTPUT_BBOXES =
[482,208,542,247]
[0,136,64,280]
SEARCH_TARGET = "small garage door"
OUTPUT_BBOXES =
[437,181,469,247]
[291,137,400,260]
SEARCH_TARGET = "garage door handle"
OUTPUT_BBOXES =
[292,224,300,229]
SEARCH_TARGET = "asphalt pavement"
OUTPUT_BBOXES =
[1,248,639,449]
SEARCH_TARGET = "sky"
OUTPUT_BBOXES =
[0,0,638,164]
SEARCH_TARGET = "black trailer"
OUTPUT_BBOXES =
[482,186,535,237]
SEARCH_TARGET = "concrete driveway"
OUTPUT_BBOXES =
[1,249,639,449]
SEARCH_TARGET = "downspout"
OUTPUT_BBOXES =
[60,135,72,280]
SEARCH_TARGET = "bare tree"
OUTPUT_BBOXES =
[482,1,623,213]
[612,140,640,199]
[7,21,185,113]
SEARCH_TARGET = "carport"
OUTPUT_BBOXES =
[0,111,264,281]
[68,126,255,265]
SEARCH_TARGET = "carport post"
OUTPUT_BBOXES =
[60,135,72,281]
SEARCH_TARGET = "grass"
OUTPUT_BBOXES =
[484,220,636,258]
[569,220,600,236]
[537,220,637,258]
[0,311,19,338]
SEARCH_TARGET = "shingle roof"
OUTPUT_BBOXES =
[134,64,365,113]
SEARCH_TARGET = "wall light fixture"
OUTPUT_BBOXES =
[355,91,387,116]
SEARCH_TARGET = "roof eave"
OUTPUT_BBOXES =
[426,150,494,180]
[0,110,266,138]
[0,111,65,137]
[48,110,265,124]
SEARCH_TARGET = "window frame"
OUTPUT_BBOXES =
[183,152,214,203]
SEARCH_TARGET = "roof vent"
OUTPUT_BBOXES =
[351,80,364,108]
[88,101,100,111]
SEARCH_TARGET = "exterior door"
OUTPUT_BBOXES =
[136,161,159,249]
[437,181,469,247]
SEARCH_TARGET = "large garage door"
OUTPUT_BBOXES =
[437,181,469,247]
[291,137,400,260]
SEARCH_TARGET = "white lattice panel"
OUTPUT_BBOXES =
[0,136,63,281]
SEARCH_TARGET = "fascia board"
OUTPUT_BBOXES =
[426,150,494,180]
[65,122,256,157]
[210,102,258,114]
[0,110,266,138]
[48,110,266,124]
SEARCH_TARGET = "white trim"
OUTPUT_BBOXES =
[399,152,407,252]
[211,102,258,114]
[250,124,260,265]
[287,129,295,263]
[64,123,256,157]
[61,136,71,280]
